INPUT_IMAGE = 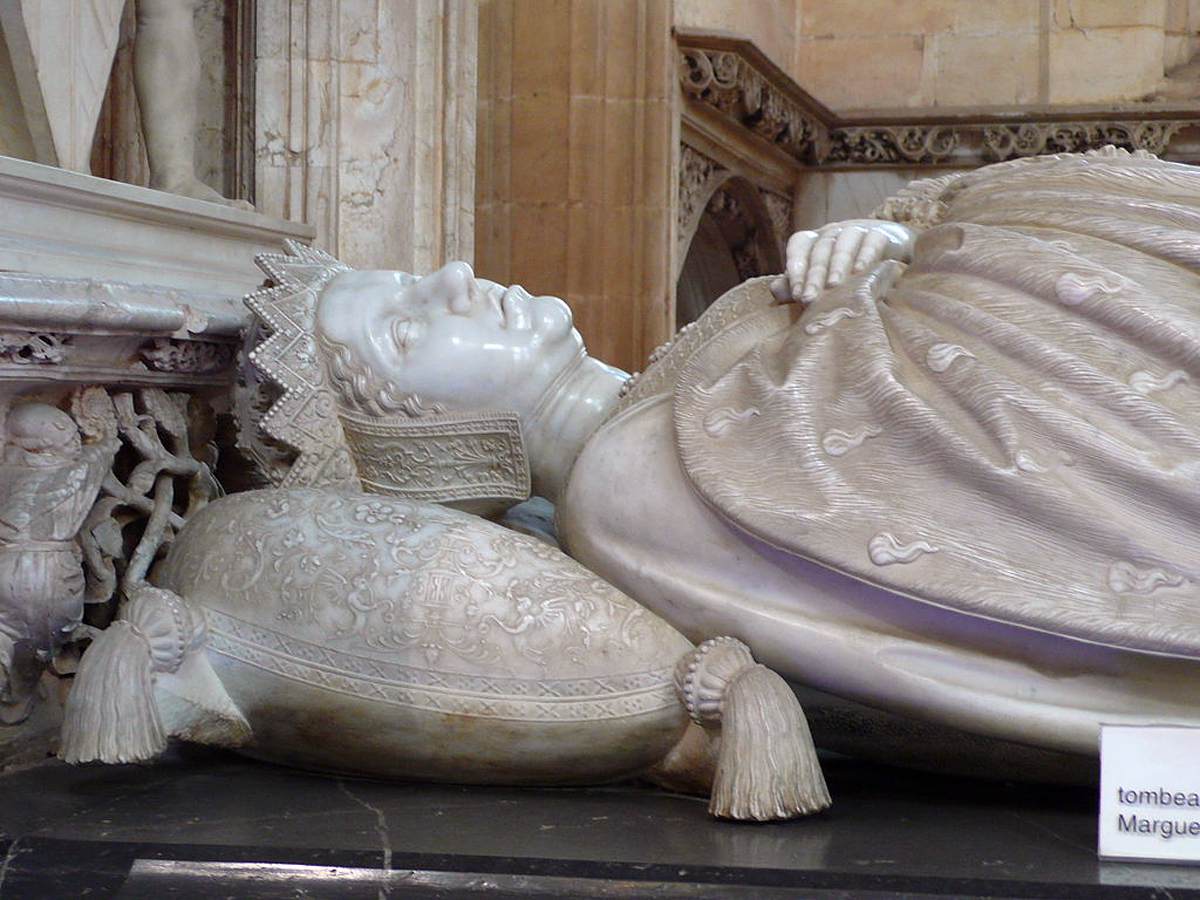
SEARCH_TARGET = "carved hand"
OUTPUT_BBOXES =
[770,219,917,304]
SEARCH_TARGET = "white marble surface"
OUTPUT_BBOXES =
[0,0,125,172]
[254,0,476,271]
[0,155,312,301]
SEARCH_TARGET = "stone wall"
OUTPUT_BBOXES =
[255,0,477,272]
[476,0,674,372]
[676,0,1200,110]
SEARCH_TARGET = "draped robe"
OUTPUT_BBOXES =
[668,149,1200,658]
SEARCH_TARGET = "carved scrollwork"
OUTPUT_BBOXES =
[139,338,235,375]
[678,46,827,164]
[824,120,1192,167]
[827,126,960,165]
[0,331,73,365]
[982,121,1188,162]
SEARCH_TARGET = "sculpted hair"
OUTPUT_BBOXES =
[317,334,446,419]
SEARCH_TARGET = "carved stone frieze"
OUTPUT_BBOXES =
[981,121,1189,161]
[678,46,828,165]
[825,120,1196,167]
[679,144,726,245]
[139,338,235,375]
[0,274,242,389]
[826,126,961,165]
[0,331,73,366]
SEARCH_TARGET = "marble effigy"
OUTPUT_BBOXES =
[57,243,830,823]
[195,146,1200,767]
[569,147,1200,758]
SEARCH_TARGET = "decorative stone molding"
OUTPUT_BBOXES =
[825,119,1197,166]
[678,145,728,261]
[980,121,1190,162]
[139,338,235,376]
[676,34,830,166]
[0,155,313,301]
[675,29,1200,170]
[0,273,240,390]
[825,126,961,166]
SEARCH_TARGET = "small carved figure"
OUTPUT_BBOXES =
[1,0,248,204]
[0,402,116,722]
[133,0,249,207]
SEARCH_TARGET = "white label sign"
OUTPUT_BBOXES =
[1100,725,1200,863]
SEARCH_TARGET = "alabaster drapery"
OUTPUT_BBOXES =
[675,151,1200,658]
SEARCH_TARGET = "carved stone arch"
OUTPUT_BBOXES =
[677,144,729,273]
[676,169,783,328]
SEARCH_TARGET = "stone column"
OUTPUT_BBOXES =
[476,0,675,373]
[255,0,478,272]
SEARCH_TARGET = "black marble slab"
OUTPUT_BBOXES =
[0,746,1196,898]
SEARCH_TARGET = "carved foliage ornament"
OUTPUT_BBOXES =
[679,144,726,243]
[139,338,235,375]
[678,47,826,164]
[981,121,1188,162]
[76,387,222,605]
[826,121,1192,166]
[827,126,960,165]
[0,331,72,365]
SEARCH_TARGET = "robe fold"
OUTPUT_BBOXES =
[672,149,1200,658]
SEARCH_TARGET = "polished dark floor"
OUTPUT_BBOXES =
[0,746,1195,898]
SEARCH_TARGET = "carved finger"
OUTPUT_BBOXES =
[786,231,818,301]
[828,226,866,285]
[769,276,791,303]
[802,232,838,302]
[853,230,891,273]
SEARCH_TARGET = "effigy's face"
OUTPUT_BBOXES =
[317,262,583,413]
